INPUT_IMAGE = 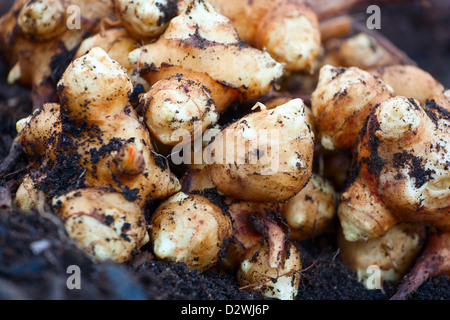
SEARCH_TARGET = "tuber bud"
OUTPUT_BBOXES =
[238,240,302,300]
[53,188,149,263]
[311,64,393,150]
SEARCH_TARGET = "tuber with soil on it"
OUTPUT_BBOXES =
[207,98,315,203]
[208,0,321,72]
[14,47,181,262]
[128,0,285,112]
[338,96,450,242]
[338,223,427,289]
[282,173,337,242]
[148,191,233,271]
[238,240,303,300]
[311,64,394,151]
[139,75,219,147]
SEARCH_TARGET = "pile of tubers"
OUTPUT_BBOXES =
[0,0,448,300]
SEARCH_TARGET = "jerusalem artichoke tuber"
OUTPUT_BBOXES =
[128,0,285,112]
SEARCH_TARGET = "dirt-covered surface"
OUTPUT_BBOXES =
[0,0,449,300]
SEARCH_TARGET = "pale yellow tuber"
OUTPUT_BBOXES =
[207,98,315,202]
[282,173,337,241]
[208,0,321,72]
[15,47,181,208]
[311,64,393,150]
[338,96,450,241]
[113,0,188,40]
[238,240,302,300]
[370,65,445,103]
[338,223,426,288]
[139,75,219,146]
[149,191,233,271]
[0,0,114,107]
[53,188,149,263]
[128,0,285,112]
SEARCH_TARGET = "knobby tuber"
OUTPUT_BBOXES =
[1,0,449,301]
[207,98,314,202]
[208,0,321,72]
[0,0,114,107]
[338,223,426,288]
[282,173,337,241]
[311,64,393,150]
[149,191,233,271]
[338,96,450,242]
[238,240,302,300]
[128,0,284,112]
[14,47,181,261]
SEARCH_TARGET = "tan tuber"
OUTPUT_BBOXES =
[207,98,315,202]
[338,223,426,288]
[282,173,337,241]
[128,0,284,112]
[208,0,321,72]
[311,64,393,150]
[338,96,450,242]
[149,191,233,271]
[53,188,149,263]
[238,240,302,300]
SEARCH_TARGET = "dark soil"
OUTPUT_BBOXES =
[1,207,449,300]
[0,0,449,300]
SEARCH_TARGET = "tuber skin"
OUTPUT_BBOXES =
[338,96,450,242]
[428,89,450,112]
[149,191,233,271]
[61,48,181,204]
[14,174,42,213]
[17,0,68,41]
[338,223,426,289]
[73,27,152,93]
[14,47,183,262]
[391,231,450,300]
[128,0,284,112]
[311,64,393,150]
[74,28,138,74]
[16,103,61,159]
[370,65,445,104]
[140,75,219,146]
[238,240,302,300]
[208,0,321,72]
[282,173,337,241]
[207,98,315,202]
[224,200,288,271]
[52,188,149,263]
[263,96,317,139]
[337,176,399,242]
